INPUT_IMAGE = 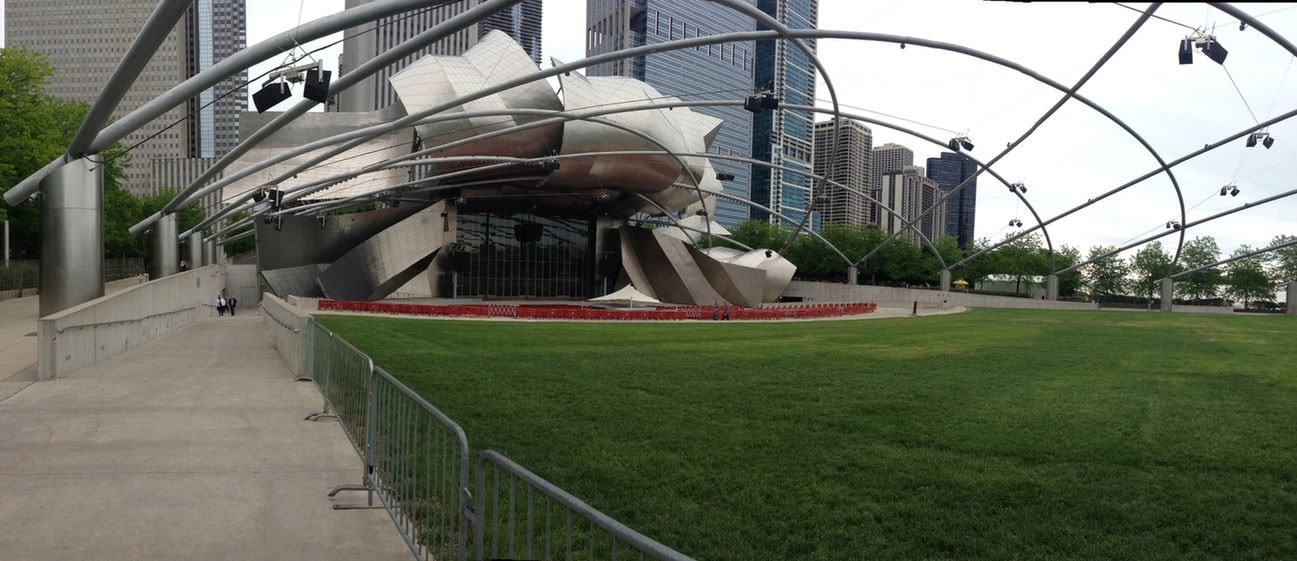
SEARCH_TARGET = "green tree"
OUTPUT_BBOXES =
[1054,245,1083,297]
[1085,245,1129,301]
[1130,241,1175,301]
[1225,245,1275,310]
[1177,236,1223,301]
[0,47,129,258]
[221,212,257,258]
[1265,234,1297,283]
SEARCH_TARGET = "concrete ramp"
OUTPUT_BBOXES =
[0,316,409,561]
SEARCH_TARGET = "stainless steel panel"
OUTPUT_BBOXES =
[148,213,179,279]
[39,157,104,316]
[260,264,327,298]
[254,205,425,272]
[689,246,765,308]
[315,202,456,301]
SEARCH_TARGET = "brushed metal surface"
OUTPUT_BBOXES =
[689,246,766,308]
[187,233,202,270]
[260,264,328,298]
[315,202,456,301]
[148,213,179,279]
[254,205,425,272]
[39,157,104,317]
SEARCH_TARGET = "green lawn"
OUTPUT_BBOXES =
[318,310,1297,561]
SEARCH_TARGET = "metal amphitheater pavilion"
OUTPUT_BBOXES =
[6,0,1297,315]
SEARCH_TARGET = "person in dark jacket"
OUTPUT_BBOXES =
[228,297,238,316]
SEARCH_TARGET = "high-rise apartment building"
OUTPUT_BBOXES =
[586,0,756,228]
[751,0,818,230]
[5,1,244,196]
[339,0,543,113]
[879,166,945,244]
[925,152,978,249]
[812,118,872,227]
[870,142,913,224]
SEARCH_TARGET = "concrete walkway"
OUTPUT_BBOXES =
[0,277,150,403]
[0,315,409,561]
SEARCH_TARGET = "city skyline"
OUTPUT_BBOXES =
[3,1,1296,259]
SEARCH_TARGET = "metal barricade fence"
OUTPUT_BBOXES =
[370,366,473,561]
[474,450,695,561]
[302,318,693,561]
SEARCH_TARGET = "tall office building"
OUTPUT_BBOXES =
[879,166,945,244]
[5,1,244,196]
[925,152,978,249]
[586,0,756,228]
[751,0,818,230]
[187,0,248,159]
[339,0,543,113]
[870,142,913,224]
[812,118,872,227]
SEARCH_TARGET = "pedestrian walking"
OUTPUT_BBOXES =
[217,295,226,316]
[712,302,719,321]
[228,296,238,316]
[722,303,730,321]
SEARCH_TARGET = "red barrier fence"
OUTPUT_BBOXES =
[317,300,878,321]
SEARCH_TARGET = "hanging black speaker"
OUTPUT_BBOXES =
[303,68,332,103]
[1178,38,1194,65]
[1201,40,1228,65]
[253,82,292,113]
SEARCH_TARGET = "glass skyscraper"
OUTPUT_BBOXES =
[925,152,978,250]
[751,0,818,231]
[586,0,756,228]
[187,0,247,158]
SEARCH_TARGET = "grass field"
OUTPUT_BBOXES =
[317,309,1297,561]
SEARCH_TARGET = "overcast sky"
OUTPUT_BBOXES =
[6,1,1297,261]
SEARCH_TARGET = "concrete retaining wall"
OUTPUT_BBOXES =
[261,293,312,377]
[37,265,226,380]
[784,281,1100,311]
[1170,304,1235,315]
[224,264,261,307]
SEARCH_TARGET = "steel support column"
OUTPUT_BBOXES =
[1160,278,1173,312]
[940,269,952,293]
[39,157,103,316]
[1047,274,1059,301]
[1288,282,1296,316]
[847,266,858,286]
[204,239,216,266]
[187,233,202,270]
[149,213,179,279]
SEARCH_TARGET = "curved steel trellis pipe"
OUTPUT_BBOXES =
[627,218,757,252]
[153,26,1190,244]
[783,104,1056,270]
[4,0,462,206]
[857,5,1165,270]
[950,103,1297,271]
[156,0,522,221]
[187,99,1029,271]
[1057,186,1297,275]
[1168,237,1297,280]
[178,100,740,238]
[261,149,936,268]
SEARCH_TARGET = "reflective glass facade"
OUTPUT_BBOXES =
[186,0,246,158]
[751,0,818,231]
[925,152,978,250]
[586,0,756,229]
[451,213,596,298]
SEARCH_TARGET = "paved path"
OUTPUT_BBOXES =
[0,278,148,404]
[0,315,409,561]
